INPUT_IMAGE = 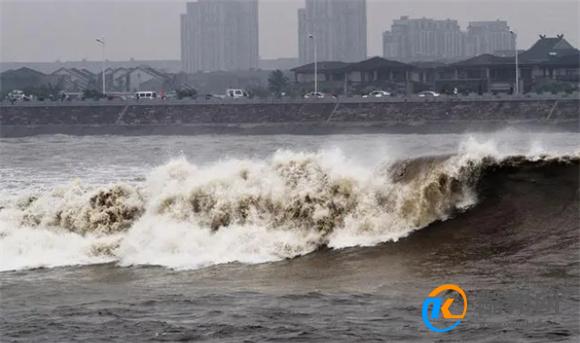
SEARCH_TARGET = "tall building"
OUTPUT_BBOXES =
[181,0,259,73]
[466,21,515,56]
[382,16,465,63]
[298,0,367,64]
[382,17,515,63]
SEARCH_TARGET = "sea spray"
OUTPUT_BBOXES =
[2,144,575,272]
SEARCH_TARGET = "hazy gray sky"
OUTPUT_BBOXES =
[1,0,578,62]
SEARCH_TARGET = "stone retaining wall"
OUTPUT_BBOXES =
[1,98,578,137]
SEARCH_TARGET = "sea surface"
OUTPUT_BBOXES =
[0,130,579,342]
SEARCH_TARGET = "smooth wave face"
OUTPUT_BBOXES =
[0,140,578,272]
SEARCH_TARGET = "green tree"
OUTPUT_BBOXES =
[247,86,270,99]
[82,89,105,100]
[268,69,289,97]
[176,88,198,99]
[533,80,577,95]
[23,82,63,101]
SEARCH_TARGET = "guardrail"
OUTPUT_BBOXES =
[1,93,578,107]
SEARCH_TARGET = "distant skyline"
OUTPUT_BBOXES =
[1,0,578,63]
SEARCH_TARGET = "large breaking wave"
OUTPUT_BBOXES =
[0,138,578,272]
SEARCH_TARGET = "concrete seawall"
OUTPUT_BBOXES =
[1,97,578,137]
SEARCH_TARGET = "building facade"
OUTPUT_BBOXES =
[383,17,515,63]
[294,35,578,96]
[298,0,367,64]
[52,68,95,91]
[383,16,465,63]
[181,0,259,73]
[466,20,515,57]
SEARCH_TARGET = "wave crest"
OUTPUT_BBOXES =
[17,183,143,234]
[1,149,576,271]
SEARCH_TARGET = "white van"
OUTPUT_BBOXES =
[7,89,30,102]
[226,89,248,99]
[135,91,158,100]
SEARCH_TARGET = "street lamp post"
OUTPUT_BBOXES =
[510,31,519,96]
[308,34,318,94]
[96,38,106,95]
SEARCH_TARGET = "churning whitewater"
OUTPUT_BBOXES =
[0,140,577,272]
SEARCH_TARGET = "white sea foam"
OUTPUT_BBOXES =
[1,137,576,272]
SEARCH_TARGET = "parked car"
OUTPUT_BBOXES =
[363,90,391,98]
[304,91,326,99]
[226,89,249,99]
[6,89,31,102]
[135,91,158,100]
[417,90,440,97]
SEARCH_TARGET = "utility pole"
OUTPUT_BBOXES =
[510,31,519,95]
[96,38,106,95]
[309,34,318,94]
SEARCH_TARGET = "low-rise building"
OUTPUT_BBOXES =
[292,35,579,95]
[291,62,350,83]
[436,54,517,94]
[519,34,577,63]
[52,67,95,91]
[0,67,49,93]
[344,57,413,84]
[536,52,580,83]
[291,57,416,94]
[126,66,170,92]
[99,66,171,92]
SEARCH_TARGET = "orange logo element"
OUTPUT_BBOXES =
[422,284,468,332]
